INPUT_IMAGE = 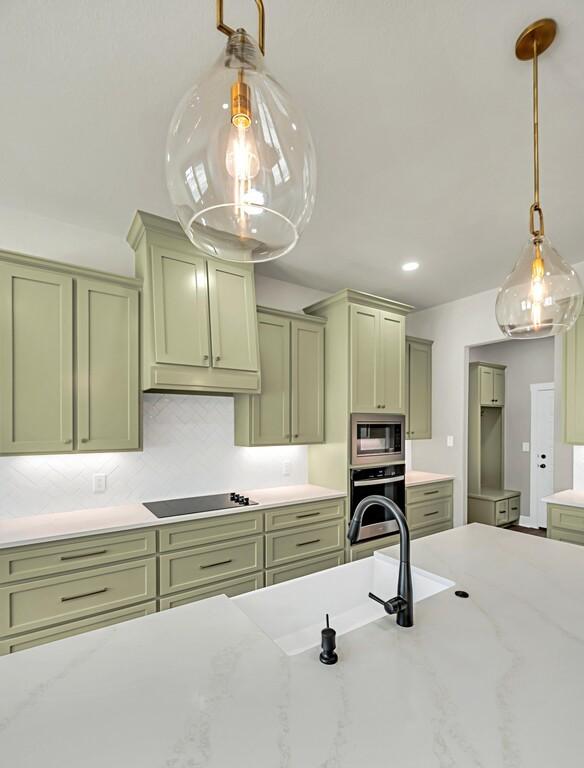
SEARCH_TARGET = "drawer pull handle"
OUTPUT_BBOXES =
[60,549,107,561]
[200,558,233,570]
[61,587,108,603]
[296,539,321,547]
[511,507,518,511]
[296,512,320,519]
[424,510,440,517]
[423,490,439,496]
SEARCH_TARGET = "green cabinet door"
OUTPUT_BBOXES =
[479,366,494,406]
[564,310,584,444]
[406,338,432,439]
[76,280,140,451]
[0,263,73,454]
[350,305,379,411]
[291,318,324,444]
[151,246,210,367]
[493,369,505,406]
[252,313,291,445]
[207,260,259,372]
[378,310,405,412]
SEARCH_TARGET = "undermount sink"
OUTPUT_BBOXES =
[233,551,454,656]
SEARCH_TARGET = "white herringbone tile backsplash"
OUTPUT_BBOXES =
[0,394,308,519]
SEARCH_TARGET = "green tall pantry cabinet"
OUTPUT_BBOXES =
[564,308,584,444]
[235,308,325,446]
[0,252,141,455]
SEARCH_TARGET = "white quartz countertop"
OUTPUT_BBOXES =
[542,488,584,508]
[1,523,583,767]
[0,484,345,550]
[405,470,454,486]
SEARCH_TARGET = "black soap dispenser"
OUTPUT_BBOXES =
[319,614,338,665]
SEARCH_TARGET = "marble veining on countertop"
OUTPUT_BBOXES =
[406,470,454,486]
[542,488,584,508]
[1,524,583,767]
[0,484,345,550]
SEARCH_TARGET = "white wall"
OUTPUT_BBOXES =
[469,338,554,520]
[254,274,330,313]
[0,204,133,276]
[406,263,584,528]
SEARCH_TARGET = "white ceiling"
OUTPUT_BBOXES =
[1,0,583,309]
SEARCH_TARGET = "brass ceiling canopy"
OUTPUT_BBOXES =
[515,18,556,60]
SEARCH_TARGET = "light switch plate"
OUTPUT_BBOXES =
[446,435,454,448]
[282,460,291,477]
[522,442,530,453]
[93,474,107,493]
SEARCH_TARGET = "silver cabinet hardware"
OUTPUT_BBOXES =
[60,550,107,561]
[61,587,108,603]
[200,558,233,570]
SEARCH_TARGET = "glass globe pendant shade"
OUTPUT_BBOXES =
[166,29,317,263]
[495,235,583,338]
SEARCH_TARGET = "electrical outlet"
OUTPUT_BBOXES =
[522,442,530,453]
[446,435,454,448]
[93,474,107,493]
[282,460,291,477]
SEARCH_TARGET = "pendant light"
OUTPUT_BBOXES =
[496,19,583,338]
[165,0,317,263]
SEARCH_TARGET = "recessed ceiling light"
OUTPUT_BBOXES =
[402,262,419,272]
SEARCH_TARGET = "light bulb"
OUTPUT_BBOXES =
[496,236,583,338]
[225,124,260,181]
[166,29,316,263]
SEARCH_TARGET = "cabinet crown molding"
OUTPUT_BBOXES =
[256,305,326,324]
[304,289,414,316]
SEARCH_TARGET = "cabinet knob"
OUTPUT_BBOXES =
[81,438,89,443]
[215,355,221,362]
[294,434,299,438]
[203,354,209,360]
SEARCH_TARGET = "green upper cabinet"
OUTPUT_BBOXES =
[129,211,260,394]
[478,363,505,407]
[350,304,405,413]
[235,309,325,446]
[406,337,432,440]
[151,246,210,368]
[0,253,141,456]
[564,308,584,444]
[207,260,258,372]
[350,305,378,411]
[0,262,73,454]
[76,280,140,452]
[291,317,324,443]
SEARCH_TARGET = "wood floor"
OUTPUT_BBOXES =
[508,525,547,538]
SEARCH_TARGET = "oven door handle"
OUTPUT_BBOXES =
[353,476,405,487]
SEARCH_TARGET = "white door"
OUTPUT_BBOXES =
[530,384,555,528]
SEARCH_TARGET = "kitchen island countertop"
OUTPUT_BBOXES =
[1,523,582,767]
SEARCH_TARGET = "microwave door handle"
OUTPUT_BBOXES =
[353,476,405,487]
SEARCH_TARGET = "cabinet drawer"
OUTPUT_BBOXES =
[412,520,453,540]
[0,558,156,636]
[495,499,509,525]
[0,602,157,655]
[159,573,264,610]
[266,520,344,568]
[549,505,584,533]
[159,537,263,595]
[508,496,520,523]
[264,499,344,532]
[266,552,344,586]
[158,511,264,552]
[349,534,400,562]
[0,530,156,584]
[406,481,452,506]
[407,498,452,531]
[549,527,584,547]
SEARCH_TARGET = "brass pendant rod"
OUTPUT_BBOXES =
[532,37,540,210]
[216,0,265,54]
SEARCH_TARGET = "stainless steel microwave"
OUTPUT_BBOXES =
[350,413,405,466]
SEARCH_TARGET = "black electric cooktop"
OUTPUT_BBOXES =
[143,493,258,519]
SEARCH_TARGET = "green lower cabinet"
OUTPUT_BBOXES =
[348,535,400,562]
[467,492,520,527]
[266,552,345,585]
[159,572,264,610]
[547,504,584,546]
[265,520,344,569]
[0,602,157,656]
